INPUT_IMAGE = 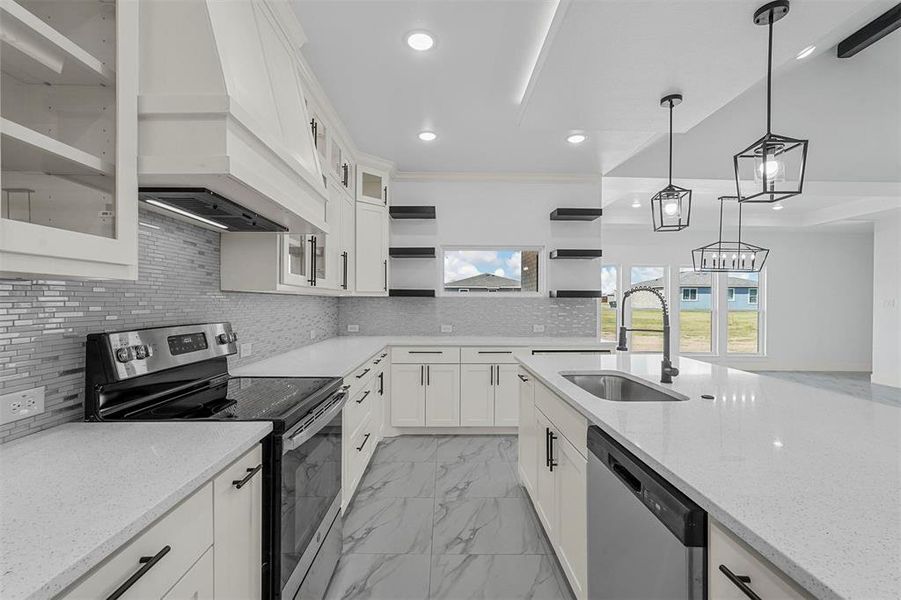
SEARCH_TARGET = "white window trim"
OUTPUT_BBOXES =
[724,270,766,357]
[438,246,545,298]
[678,269,716,356]
[599,265,621,342]
[682,287,698,302]
[748,288,759,305]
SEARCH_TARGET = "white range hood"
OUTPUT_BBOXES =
[137,0,328,233]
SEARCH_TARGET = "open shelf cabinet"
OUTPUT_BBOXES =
[389,205,436,220]
[389,289,436,297]
[389,247,436,258]
[549,208,603,221]
[550,249,603,260]
[549,290,604,298]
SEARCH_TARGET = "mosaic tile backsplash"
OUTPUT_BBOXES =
[338,297,599,337]
[0,209,338,443]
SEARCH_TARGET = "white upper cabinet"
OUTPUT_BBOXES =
[138,0,328,233]
[356,159,391,206]
[0,0,139,279]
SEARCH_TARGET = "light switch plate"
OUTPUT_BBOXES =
[347,325,360,333]
[533,324,546,333]
[0,387,45,425]
[440,324,453,333]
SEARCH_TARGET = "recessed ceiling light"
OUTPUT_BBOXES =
[418,131,437,142]
[631,199,641,208]
[796,45,816,59]
[406,31,435,51]
[773,439,784,448]
[566,133,587,145]
[772,202,785,211]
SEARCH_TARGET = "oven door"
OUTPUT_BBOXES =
[278,391,346,600]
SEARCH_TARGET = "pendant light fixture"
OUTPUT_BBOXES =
[692,196,769,273]
[651,94,691,232]
[733,0,808,203]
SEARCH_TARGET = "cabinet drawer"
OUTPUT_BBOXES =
[534,381,587,458]
[345,377,375,437]
[371,350,389,368]
[61,483,213,599]
[162,547,213,600]
[392,346,460,364]
[460,347,523,364]
[346,353,380,396]
[709,519,811,600]
[345,415,377,501]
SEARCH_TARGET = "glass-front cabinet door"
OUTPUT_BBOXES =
[0,0,138,280]
[356,164,389,206]
[281,234,312,288]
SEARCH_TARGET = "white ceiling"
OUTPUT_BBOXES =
[293,0,895,178]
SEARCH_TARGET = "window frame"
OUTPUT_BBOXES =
[727,287,736,302]
[438,245,545,298]
[748,287,759,305]
[677,268,716,356]
[599,264,621,342]
[626,265,669,354]
[681,287,698,302]
[722,270,766,357]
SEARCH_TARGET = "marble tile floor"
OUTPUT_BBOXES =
[324,435,574,600]
[754,371,901,408]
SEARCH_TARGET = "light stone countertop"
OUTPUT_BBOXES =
[0,421,272,600]
[517,352,901,600]
[231,335,613,378]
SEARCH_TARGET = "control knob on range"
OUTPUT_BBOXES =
[115,347,134,363]
[134,345,149,360]
[217,332,237,344]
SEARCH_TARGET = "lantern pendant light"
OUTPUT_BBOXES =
[651,94,691,232]
[734,0,808,203]
[692,196,770,273]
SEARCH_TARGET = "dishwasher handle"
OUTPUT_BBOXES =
[610,456,642,494]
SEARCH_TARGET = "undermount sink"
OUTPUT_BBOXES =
[563,372,688,402]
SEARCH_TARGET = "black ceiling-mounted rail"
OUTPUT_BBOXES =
[549,208,603,221]
[837,3,901,58]
[389,206,436,219]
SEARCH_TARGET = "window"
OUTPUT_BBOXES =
[629,266,667,352]
[727,272,761,354]
[679,269,713,353]
[600,265,618,342]
[443,249,539,295]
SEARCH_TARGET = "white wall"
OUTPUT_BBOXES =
[871,213,901,388]
[390,178,603,292]
[602,225,874,372]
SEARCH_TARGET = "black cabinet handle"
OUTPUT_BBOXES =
[383,185,388,204]
[308,237,317,286]
[233,464,263,489]
[718,565,762,600]
[342,163,349,187]
[478,351,513,354]
[310,119,317,147]
[378,372,384,395]
[356,433,371,452]
[490,364,494,386]
[545,427,551,469]
[355,368,371,379]
[548,430,558,472]
[341,251,348,290]
[427,365,430,386]
[106,545,171,600]
[517,374,529,383]
[356,390,370,404]
[420,365,424,386]
[383,260,388,291]
[380,353,388,358]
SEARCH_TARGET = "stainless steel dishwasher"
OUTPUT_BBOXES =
[588,426,707,599]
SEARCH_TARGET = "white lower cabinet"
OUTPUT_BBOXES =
[517,369,537,495]
[162,548,214,600]
[494,364,520,426]
[460,364,493,426]
[459,348,520,427]
[60,444,263,600]
[709,518,812,599]
[520,376,588,600]
[390,363,460,427]
[213,445,263,599]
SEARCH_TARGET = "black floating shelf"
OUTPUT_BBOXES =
[549,290,605,298]
[550,208,603,221]
[550,249,603,260]
[389,289,436,297]
[390,206,436,220]
[389,247,436,258]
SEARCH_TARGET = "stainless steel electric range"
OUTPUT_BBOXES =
[84,322,347,600]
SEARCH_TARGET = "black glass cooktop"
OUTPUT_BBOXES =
[122,376,341,430]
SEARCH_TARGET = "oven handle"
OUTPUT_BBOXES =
[283,389,348,453]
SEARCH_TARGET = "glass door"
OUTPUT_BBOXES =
[281,233,311,288]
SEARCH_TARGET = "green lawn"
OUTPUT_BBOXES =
[600,306,758,353]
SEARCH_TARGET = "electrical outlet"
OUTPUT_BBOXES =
[0,387,45,425]
[347,324,360,333]
[239,343,253,358]
[440,324,453,333]
[532,324,546,333]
